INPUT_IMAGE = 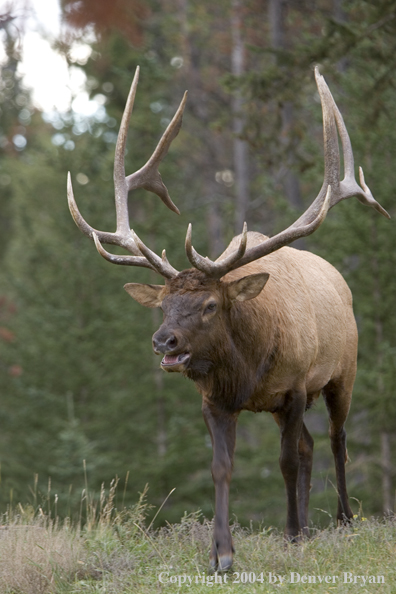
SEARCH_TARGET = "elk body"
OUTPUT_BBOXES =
[68,66,389,571]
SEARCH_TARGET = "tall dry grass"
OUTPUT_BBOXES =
[0,475,139,593]
[0,477,395,593]
[0,512,83,594]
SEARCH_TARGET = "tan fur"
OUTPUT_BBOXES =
[219,232,357,412]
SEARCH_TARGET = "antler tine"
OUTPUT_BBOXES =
[357,167,390,218]
[185,222,248,278]
[188,67,389,280]
[233,67,390,270]
[315,66,340,194]
[293,67,389,223]
[67,172,141,250]
[330,91,390,219]
[227,185,333,271]
[92,232,157,270]
[67,67,148,256]
[182,69,339,279]
[287,67,340,229]
[125,90,188,215]
[113,66,140,236]
[111,65,187,276]
[217,67,389,275]
[131,230,179,279]
[67,66,187,279]
[114,66,186,219]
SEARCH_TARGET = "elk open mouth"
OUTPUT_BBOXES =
[161,352,190,372]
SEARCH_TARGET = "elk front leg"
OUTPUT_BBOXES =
[273,391,306,540]
[202,401,238,572]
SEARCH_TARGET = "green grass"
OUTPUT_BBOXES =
[1,486,395,593]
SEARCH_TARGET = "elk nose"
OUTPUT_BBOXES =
[152,332,178,354]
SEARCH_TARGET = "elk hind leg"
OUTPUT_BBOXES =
[273,390,307,541]
[323,379,353,523]
[298,422,314,536]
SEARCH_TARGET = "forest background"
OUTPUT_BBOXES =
[0,0,395,531]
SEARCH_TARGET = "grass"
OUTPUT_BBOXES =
[0,484,395,593]
[0,510,82,594]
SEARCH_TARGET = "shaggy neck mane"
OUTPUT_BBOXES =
[206,298,276,411]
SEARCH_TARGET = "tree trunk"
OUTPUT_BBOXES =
[371,221,393,513]
[178,0,225,257]
[268,0,303,213]
[206,195,225,258]
[333,0,348,73]
[231,0,250,234]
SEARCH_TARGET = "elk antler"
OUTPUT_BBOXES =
[186,66,390,278]
[67,66,187,279]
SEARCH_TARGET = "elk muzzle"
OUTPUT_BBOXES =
[152,327,191,372]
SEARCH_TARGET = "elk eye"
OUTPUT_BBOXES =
[205,302,217,314]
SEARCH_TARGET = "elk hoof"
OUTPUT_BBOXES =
[301,526,310,538]
[209,553,233,573]
[284,530,302,545]
[209,540,234,573]
[337,513,353,526]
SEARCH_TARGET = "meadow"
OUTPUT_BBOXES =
[1,484,395,594]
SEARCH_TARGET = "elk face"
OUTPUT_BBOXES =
[124,271,270,375]
[153,288,223,374]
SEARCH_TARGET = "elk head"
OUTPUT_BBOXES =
[67,66,389,375]
[124,269,270,376]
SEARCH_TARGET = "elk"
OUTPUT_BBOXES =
[67,66,389,571]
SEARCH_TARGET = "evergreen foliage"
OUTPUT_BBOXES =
[0,0,395,528]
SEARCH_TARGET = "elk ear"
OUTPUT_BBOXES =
[124,283,165,308]
[226,273,270,302]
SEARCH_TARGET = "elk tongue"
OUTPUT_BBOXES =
[162,353,189,366]
[163,354,179,365]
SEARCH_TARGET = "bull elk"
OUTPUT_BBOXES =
[67,66,390,571]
